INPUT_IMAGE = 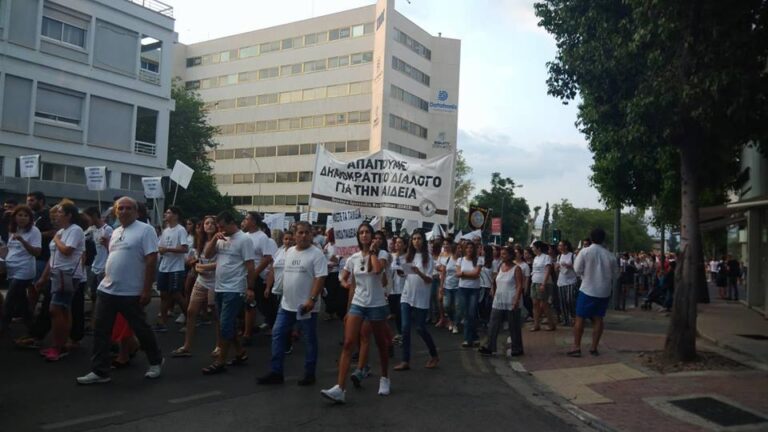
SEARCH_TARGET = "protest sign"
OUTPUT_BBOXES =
[84,166,107,191]
[491,217,502,236]
[170,160,194,189]
[264,213,285,232]
[300,211,319,223]
[310,146,454,224]
[331,209,364,257]
[19,155,40,178]
[141,177,164,199]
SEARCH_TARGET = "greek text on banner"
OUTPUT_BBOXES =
[310,146,454,224]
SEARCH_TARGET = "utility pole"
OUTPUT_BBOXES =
[613,207,621,253]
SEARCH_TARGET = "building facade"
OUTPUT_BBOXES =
[0,0,175,206]
[175,0,460,216]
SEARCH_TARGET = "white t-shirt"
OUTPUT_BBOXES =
[493,264,521,310]
[401,253,436,309]
[344,250,389,308]
[557,252,578,286]
[247,230,277,280]
[709,260,719,273]
[439,255,459,290]
[492,258,502,273]
[271,246,287,295]
[215,231,256,293]
[158,224,189,273]
[194,250,216,290]
[50,224,85,274]
[281,246,328,312]
[389,254,406,295]
[91,224,113,274]
[457,257,481,289]
[99,221,158,296]
[574,244,619,298]
[5,227,42,280]
[531,254,552,284]
[479,265,493,288]
[324,243,339,273]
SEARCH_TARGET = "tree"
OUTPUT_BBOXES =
[453,150,473,231]
[535,0,768,361]
[167,80,234,217]
[551,200,653,252]
[472,173,529,244]
[541,202,551,242]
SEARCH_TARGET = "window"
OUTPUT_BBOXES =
[41,163,66,182]
[348,111,360,123]
[186,57,202,67]
[233,174,253,184]
[347,140,370,152]
[390,142,426,159]
[393,28,431,60]
[278,118,291,131]
[284,195,298,205]
[274,195,287,205]
[258,67,279,79]
[235,148,254,158]
[301,116,313,128]
[352,24,365,38]
[255,195,274,206]
[219,50,231,63]
[280,63,302,76]
[328,55,349,69]
[303,59,326,73]
[140,36,162,83]
[121,173,143,190]
[390,114,428,139]
[41,16,86,48]
[276,172,298,183]
[215,149,234,159]
[391,85,429,111]
[232,196,253,206]
[392,56,430,86]
[278,145,299,156]
[364,23,374,34]
[135,107,158,144]
[35,84,84,126]
[258,93,278,105]
[254,146,276,157]
[238,71,258,82]
[299,171,313,182]
[65,166,86,185]
[220,74,237,86]
[186,80,200,89]
[260,40,280,53]
[300,143,317,154]
[254,173,275,183]
[376,11,385,30]
[236,122,255,134]
[239,45,259,58]
[326,141,346,153]
[349,82,362,95]
[327,84,348,98]
[304,33,318,45]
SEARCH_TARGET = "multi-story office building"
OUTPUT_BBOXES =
[0,0,176,206]
[175,0,460,216]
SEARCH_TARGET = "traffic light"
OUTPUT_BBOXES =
[552,229,561,244]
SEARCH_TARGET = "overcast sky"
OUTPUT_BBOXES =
[167,0,603,210]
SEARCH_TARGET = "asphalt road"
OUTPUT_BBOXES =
[0,299,580,432]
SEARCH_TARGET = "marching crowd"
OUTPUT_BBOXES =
[1,192,624,403]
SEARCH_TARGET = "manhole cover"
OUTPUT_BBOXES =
[738,334,768,341]
[669,396,768,427]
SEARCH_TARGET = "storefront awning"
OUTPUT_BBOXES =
[699,195,768,231]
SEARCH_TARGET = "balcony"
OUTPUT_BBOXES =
[135,140,157,156]
[139,68,161,85]
[125,0,173,18]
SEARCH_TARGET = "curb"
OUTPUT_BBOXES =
[490,358,619,432]
[696,330,768,371]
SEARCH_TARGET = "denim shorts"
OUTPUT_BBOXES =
[216,291,244,340]
[157,271,186,293]
[51,290,75,308]
[348,304,389,321]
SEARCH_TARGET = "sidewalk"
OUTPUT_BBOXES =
[502,297,768,431]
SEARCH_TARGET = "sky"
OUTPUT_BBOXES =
[166,0,603,210]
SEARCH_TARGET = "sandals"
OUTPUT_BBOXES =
[211,347,222,358]
[171,347,192,358]
[202,363,227,375]
[393,362,410,371]
[425,357,440,369]
[226,352,248,366]
[566,349,582,358]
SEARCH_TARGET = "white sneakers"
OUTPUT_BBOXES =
[378,377,390,396]
[76,372,111,385]
[321,385,346,404]
[144,358,165,379]
[175,314,186,325]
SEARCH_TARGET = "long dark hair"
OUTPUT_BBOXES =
[483,244,494,269]
[374,230,389,252]
[560,240,574,253]
[532,240,548,254]
[463,241,478,266]
[195,216,215,253]
[9,205,34,233]
[406,229,430,267]
[356,222,375,251]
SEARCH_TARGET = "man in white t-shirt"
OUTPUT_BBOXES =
[154,206,190,332]
[77,197,164,385]
[83,207,113,302]
[242,212,276,341]
[257,221,327,385]
[201,211,256,375]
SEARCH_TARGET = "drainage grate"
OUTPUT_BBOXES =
[669,396,768,427]
[738,334,768,341]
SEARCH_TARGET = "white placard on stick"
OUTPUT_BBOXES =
[19,155,40,178]
[264,213,285,232]
[141,177,164,199]
[170,160,195,189]
[84,166,107,191]
[300,211,319,223]
[331,209,364,258]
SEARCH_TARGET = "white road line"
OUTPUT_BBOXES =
[168,390,223,404]
[41,411,126,430]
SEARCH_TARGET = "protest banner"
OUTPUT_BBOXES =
[310,146,454,224]
[85,166,107,211]
[19,154,40,194]
[264,213,285,232]
[170,160,195,205]
[331,209,364,257]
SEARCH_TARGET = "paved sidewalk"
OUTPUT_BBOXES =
[493,297,768,431]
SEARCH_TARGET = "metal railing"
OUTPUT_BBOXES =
[125,0,173,18]
[139,68,161,85]
[135,140,157,156]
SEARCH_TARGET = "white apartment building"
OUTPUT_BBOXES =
[0,0,176,206]
[175,0,460,217]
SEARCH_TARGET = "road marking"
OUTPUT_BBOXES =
[41,411,126,430]
[510,361,527,373]
[168,391,223,404]
[475,355,489,373]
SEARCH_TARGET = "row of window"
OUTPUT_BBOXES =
[186,51,373,91]
[393,28,432,60]
[392,56,430,86]
[203,80,372,112]
[216,171,313,185]
[186,22,374,68]
[231,195,310,207]
[389,142,426,159]
[390,84,429,112]
[214,110,371,136]
[211,140,370,161]
[37,162,88,184]
[389,114,428,139]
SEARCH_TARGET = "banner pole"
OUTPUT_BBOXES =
[27,177,31,195]
[97,190,102,213]
[172,182,179,206]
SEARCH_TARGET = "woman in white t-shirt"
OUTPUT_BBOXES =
[530,241,556,332]
[437,241,461,333]
[183,217,200,308]
[1,205,42,334]
[35,203,85,361]
[555,240,578,327]
[479,246,525,356]
[394,229,439,371]
[322,222,392,402]
[478,244,495,331]
[322,229,344,320]
[389,235,407,340]
[173,216,219,357]
[457,241,482,347]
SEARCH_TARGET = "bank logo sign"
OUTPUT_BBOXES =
[430,90,457,112]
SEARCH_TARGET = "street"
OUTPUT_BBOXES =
[0,299,580,432]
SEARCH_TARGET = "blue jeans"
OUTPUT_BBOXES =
[216,292,244,340]
[270,308,318,376]
[400,302,438,363]
[442,289,462,323]
[459,288,480,343]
